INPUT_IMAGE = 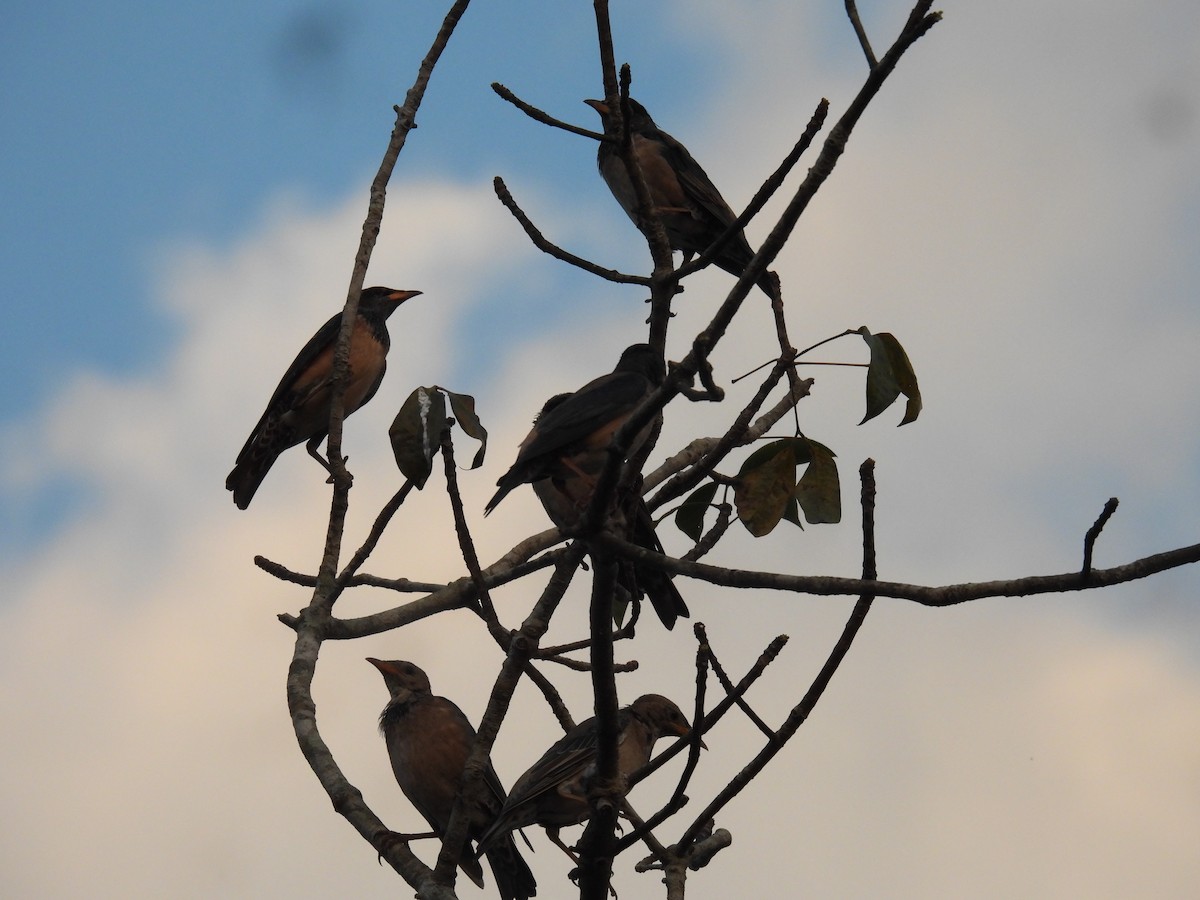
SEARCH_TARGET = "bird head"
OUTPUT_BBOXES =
[367,657,432,701]
[630,693,700,743]
[614,343,666,386]
[359,286,422,320]
[585,97,654,131]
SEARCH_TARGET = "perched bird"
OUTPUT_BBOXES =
[585,97,781,302]
[485,343,664,517]
[530,392,688,630]
[476,694,696,859]
[368,658,536,900]
[226,286,420,508]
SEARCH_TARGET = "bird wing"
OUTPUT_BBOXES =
[231,310,342,463]
[651,126,742,229]
[516,370,650,462]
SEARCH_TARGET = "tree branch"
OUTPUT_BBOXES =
[596,536,1200,606]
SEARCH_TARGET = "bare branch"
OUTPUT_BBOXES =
[699,624,775,739]
[492,82,605,139]
[675,98,830,283]
[493,176,651,285]
[334,482,417,591]
[675,461,879,850]
[626,634,790,792]
[283,7,478,897]
[1082,497,1119,576]
[648,371,813,505]
[599,533,1200,607]
[844,1,879,69]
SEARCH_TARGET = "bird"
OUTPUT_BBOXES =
[584,97,781,303]
[367,658,537,900]
[475,694,697,860]
[529,393,688,630]
[226,286,420,509]
[485,343,664,518]
[485,344,684,628]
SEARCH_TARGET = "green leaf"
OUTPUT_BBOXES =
[859,328,922,425]
[735,440,799,537]
[676,481,719,541]
[795,439,841,524]
[445,389,488,470]
[389,387,447,488]
[781,497,803,529]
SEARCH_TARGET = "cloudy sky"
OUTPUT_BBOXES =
[3,1,1199,897]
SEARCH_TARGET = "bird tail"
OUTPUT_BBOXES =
[457,850,486,889]
[225,455,276,510]
[485,837,538,900]
[628,497,689,629]
[484,476,519,516]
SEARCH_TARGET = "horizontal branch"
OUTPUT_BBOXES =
[595,535,1200,606]
[277,533,567,638]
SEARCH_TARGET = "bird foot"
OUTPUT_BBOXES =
[322,456,353,485]
[374,827,438,864]
[566,868,619,898]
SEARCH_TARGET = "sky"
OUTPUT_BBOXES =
[3,1,1200,897]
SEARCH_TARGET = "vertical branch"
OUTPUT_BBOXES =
[592,0,620,106]
[1081,497,1119,577]
[285,6,476,900]
[319,0,475,591]
[592,1,679,353]
[438,423,504,634]
[577,554,621,899]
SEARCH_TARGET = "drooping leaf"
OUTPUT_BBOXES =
[877,332,922,425]
[445,389,488,469]
[859,327,922,425]
[675,481,719,542]
[795,438,841,524]
[735,440,798,537]
[781,497,803,529]
[389,386,447,488]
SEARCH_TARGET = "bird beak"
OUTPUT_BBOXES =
[678,724,708,750]
[387,289,422,305]
[366,657,395,675]
[584,98,609,115]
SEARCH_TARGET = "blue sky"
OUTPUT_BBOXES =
[2,1,724,420]
[3,1,1200,897]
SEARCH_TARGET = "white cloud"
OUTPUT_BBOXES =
[3,2,1200,898]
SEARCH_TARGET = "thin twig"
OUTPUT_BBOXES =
[674,98,830,283]
[492,82,606,139]
[700,624,775,739]
[334,482,416,592]
[845,0,879,68]
[493,176,651,285]
[540,654,639,673]
[438,424,502,631]
[626,634,789,792]
[674,460,879,850]
[1082,497,1120,576]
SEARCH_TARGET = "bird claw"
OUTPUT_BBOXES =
[322,457,352,485]
[565,867,620,898]
[373,828,410,865]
